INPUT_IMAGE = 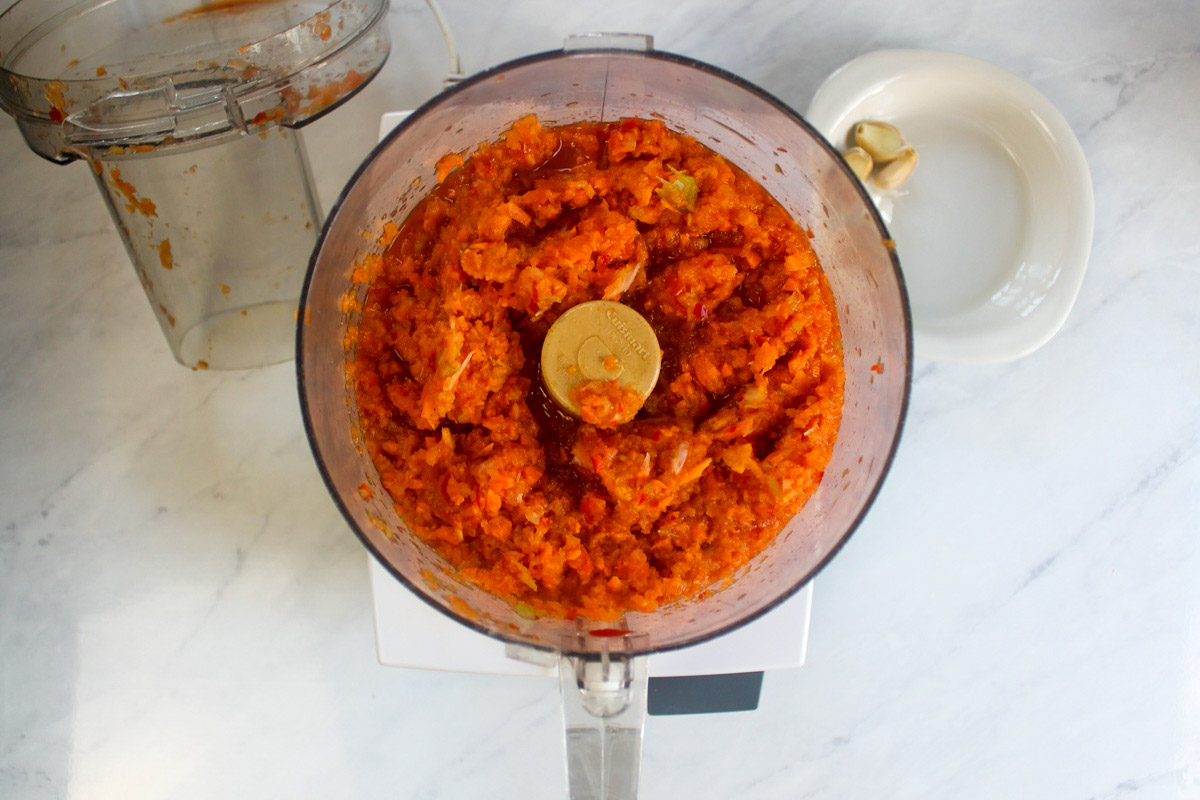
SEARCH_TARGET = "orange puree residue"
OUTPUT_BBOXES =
[353,116,844,621]
[108,169,157,217]
[163,0,287,23]
[156,239,173,270]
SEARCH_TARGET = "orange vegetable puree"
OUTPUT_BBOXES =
[571,379,644,429]
[353,116,844,621]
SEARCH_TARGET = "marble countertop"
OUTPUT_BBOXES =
[2,1,1198,797]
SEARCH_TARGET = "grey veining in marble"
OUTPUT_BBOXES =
[2,0,1199,798]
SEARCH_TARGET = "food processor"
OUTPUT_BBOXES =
[0,0,391,369]
[301,35,911,800]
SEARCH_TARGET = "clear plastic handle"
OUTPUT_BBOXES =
[559,653,648,800]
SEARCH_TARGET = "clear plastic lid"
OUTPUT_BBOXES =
[0,0,389,162]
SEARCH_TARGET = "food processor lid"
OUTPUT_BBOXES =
[0,0,390,160]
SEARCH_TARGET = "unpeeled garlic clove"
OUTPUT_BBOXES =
[842,146,874,182]
[853,120,907,163]
[873,146,919,189]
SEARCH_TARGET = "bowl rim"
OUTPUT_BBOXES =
[296,45,914,657]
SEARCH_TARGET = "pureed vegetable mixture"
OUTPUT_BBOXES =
[352,116,844,621]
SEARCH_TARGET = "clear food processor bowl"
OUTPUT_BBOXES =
[298,37,911,799]
[0,0,390,369]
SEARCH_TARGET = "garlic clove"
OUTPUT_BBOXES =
[842,146,874,182]
[873,146,919,189]
[854,120,908,163]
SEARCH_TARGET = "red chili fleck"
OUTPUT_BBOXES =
[589,628,632,637]
[693,302,708,320]
[48,107,64,123]
[591,454,603,473]
[870,362,884,374]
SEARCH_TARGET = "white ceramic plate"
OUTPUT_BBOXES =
[807,49,1094,363]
